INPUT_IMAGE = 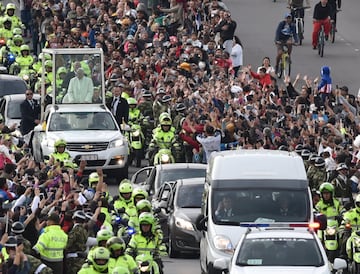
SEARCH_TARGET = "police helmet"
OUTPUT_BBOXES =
[301,149,311,159]
[319,182,334,195]
[96,229,113,243]
[54,139,66,147]
[132,188,148,201]
[161,95,171,103]
[45,60,53,68]
[314,157,325,167]
[119,181,133,195]
[73,210,87,222]
[136,199,152,212]
[89,247,110,273]
[20,44,30,52]
[309,153,318,163]
[160,114,172,126]
[156,87,165,96]
[13,28,22,36]
[106,236,125,252]
[142,89,152,98]
[175,103,186,112]
[88,172,99,184]
[11,221,25,234]
[6,3,16,11]
[336,163,348,171]
[294,144,304,154]
[278,145,288,151]
[13,35,23,43]
[57,66,67,75]
[139,212,155,226]
[4,236,17,248]
[127,97,137,105]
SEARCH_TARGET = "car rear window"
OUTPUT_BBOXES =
[159,169,206,186]
[0,78,27,97]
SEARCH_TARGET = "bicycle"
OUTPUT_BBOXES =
[289,6,310,45]
[276,43,291,79]
[329,10,341,43]
[318,24,325,57]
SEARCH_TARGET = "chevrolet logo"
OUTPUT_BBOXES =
[82,145,93,150]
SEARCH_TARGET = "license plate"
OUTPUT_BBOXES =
[80,154,98,161]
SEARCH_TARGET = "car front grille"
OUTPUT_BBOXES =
[66,142,109,152]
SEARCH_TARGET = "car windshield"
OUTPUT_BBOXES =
[48,112,117,131]
[159,169,206,188]
[236,237,324,267]
[7,100,22,119]
[176,184,203,208]
[212,188,309,224]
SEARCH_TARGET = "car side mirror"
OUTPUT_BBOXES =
[195,214,207,231]
[333,258,347,270]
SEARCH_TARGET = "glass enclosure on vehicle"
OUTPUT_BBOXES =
[212,187,310,224]
[159,169,206,188]
[236,237,324,266]
[41,48,105,107]
[176,184,204,208]
[48,111,117,131]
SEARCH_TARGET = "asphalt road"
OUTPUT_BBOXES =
[230,0,360,95]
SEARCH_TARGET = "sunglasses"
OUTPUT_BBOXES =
[26,93,33,95]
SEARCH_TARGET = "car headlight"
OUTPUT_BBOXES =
[161,154,170,163]
[175,217,194,231]
[133,130,140,137]
[109,138,124,148]
[326,226,336,236]
[213,235,234,254]
[139,264,151,272]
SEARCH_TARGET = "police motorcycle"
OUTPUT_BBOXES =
[153,148,175,165]
[324,218,341,263]
[112,207,136,245]
[136,253,160,274]
[128,123,145,168]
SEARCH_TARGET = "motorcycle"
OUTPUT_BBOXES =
[128,123,145,168]
[136,253,161,274]
[3,51,16,73]
[113,213,136,245]
[348,229,360,274]
[323,218,340,263]
[153,148,175,165]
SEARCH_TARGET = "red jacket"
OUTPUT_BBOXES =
[250,71,272,89]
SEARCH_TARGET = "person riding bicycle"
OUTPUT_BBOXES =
[288,0,310,22]
[312,0,334,49]
[328,0,341,29]
[275,13,299,73]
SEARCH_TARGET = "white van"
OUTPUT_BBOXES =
[196,150,314,274]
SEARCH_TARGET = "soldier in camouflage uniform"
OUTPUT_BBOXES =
[307,154,319,189]
[152,88,167,126]
[138,89,154,119]
[64,211,88,274]
[172,103,187,134]
[310,157,327,190]
[11,221,32,255]
[331,163,353,206]
[28,254,53,274]
[301,149,311,172]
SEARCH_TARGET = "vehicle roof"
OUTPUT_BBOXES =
[3,94,40,100]
[176,177,205,186]
[46,104,110,113]
[0,75,26,81]
[245,229,315,240]
[155,163,207,171]
[208,149,307,180]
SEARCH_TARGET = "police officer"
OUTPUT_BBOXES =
[33,213,68,273]
[301,149,311,171]
[14,44,33,74]
[107,236,137,273]
[65,211,88,274]
[3,3,22,30]
[148,113,176,165]
[0,17,13,41]
[48,139,71,165]
[340,195,360,258]
[126,212,165,273]
[315,182,341,218]
[114,180,137,219]
[127,97,143,128]
[78,246,110,274]
[331,163,353,206]
[309,157,327,190]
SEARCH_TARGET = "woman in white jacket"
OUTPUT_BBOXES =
[230,36,243,77]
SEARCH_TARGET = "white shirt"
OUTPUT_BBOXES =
[231,44,243,67]
[196,133,221,163]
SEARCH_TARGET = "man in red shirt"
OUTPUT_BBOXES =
[312,0,333,49]
[245,66,272,91]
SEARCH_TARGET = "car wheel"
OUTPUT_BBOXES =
[168,238,180,258]
[207,262,222,274]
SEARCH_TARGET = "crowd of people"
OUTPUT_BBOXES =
[0,0,360,272]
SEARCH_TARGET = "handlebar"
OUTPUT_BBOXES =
[287,6,310,11]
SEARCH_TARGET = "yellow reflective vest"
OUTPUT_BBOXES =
[33,225,68,262]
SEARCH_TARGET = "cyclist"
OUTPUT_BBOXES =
[328,0,341,30]
[288,0,310,22]
[275,13,299,73]
[312,0,334,50]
